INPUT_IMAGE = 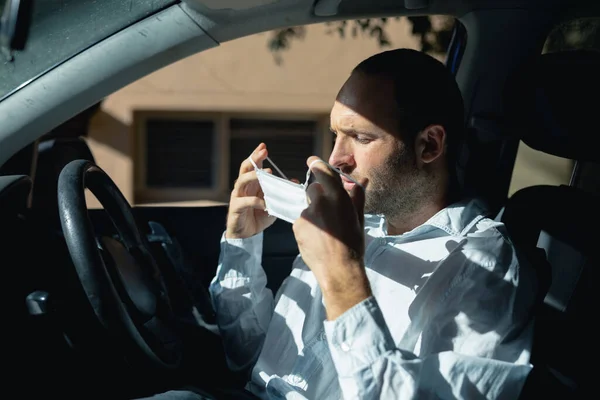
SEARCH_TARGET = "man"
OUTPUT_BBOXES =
[208,48,538,399]
[146,48,537,400]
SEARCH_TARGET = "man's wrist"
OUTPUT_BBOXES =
[225,230,242,240]
[323,289,371,321]
[318,258,367,291]
[225,227,254,240]
[321,263,371,320]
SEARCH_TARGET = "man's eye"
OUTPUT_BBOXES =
[355,136,371,144]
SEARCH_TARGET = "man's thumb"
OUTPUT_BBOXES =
[350,184,365,228]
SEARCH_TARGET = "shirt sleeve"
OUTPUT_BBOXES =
[209,231,274,374]
[323,298,532,400]
[323,238,537,400]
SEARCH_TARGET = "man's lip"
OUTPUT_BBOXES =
[343,180,356,190]
[341,175,362,185]
[341,176,360,191]
[339,173,366,191]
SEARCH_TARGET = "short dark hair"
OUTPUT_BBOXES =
[353,48,465,177]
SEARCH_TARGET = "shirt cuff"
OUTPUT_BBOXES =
[221,230,263,257]
[323,296,396,377]
[215,231,265,284]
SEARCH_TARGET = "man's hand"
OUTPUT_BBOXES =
[226,143,276,239]
[292,156,372,320]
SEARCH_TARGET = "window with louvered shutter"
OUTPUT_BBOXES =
[229,119,318,189]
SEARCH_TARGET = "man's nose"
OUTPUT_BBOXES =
[328,138,354,168]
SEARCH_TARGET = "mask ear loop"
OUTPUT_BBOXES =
[265,156,289,180]
[248,156,259,170]
[247,155,289,180]
[303,166,312,188]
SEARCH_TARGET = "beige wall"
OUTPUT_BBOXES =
[86,19,421,207]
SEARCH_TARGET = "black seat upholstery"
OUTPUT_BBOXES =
[501,50,600,397]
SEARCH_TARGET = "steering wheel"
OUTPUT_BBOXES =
[57,159,183,369]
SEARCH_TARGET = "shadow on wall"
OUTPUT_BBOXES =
[86,107,133,208]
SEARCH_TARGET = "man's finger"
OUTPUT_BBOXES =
[306,181,325,205]
[233,168,272,197]
[306,156,343,194]
[230,196,267,214]
[349,182,366,231]
[239,143,268,175]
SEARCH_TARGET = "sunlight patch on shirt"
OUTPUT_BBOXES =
[220,269,250,289]
[275,294,307,352]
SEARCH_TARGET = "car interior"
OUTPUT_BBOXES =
[0,0,598,399]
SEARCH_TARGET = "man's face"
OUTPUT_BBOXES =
[328,72,430,218]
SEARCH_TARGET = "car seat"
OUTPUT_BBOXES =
[501,49,599,398]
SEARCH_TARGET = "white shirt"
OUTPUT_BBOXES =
[209,198,538,399]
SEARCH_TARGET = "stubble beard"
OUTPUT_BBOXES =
[363,145,433,220]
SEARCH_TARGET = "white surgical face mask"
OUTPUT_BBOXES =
[249,156,361,224]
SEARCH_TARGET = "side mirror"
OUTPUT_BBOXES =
[0,0,33,59]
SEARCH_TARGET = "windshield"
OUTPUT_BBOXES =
[0,0,176,101]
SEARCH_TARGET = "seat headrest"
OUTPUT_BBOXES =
[504,49,600,163]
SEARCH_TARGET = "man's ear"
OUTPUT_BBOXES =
[414,124,446,166]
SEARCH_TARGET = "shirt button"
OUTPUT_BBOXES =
[379,238,386,245]
[340,342,351,352]
[320,332,327,341]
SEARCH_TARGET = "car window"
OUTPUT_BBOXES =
[0,0,176,102]
[508,16,599,196]
[76,16,460,208]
